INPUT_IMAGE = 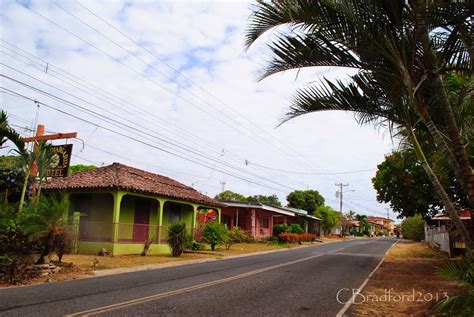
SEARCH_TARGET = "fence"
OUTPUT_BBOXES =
[425,225,450,256]
[78,221,194,244]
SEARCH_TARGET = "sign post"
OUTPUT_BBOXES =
[22,124,78,194]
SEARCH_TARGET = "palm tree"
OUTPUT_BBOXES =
[0,110,26,155]
[22,193,69,264]
[245,1,473,251]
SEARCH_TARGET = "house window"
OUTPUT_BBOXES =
[168,204,181,224]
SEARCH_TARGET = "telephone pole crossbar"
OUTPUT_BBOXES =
[335,182,349,213]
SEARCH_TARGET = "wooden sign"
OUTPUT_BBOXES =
[46,144,73,177]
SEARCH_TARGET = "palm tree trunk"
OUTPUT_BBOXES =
[418,30,474,242]
[410,130,473,254]
[415,97,471,202]
[18,169,31,214]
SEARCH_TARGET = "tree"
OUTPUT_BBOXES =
[202,221,228,251]
[69,164,96,174]
[401,214,425,241]
[21,193,69,264]
[286,190,324,214]
[314,205,339,235]
[16,142,52,213]
[214,190,247,202]
[0,111,25,157]
[245,0,473,254]
[372,149,466,219]
[340,213,353,237]
[246,194,282,206]
[355,214,370,235]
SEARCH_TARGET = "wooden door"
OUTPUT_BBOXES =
[133,199,151,242]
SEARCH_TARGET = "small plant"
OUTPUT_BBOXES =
[202,221,227,251]
[141,238,153,256]
[167,222,187,257]
[273,224,289,236]
[185,233,202,251]
[225,227,249,250]
[433,260,474,315]
[288,224,304,234]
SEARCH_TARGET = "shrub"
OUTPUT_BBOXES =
[273,224,289,236]
[401,214,425,241]
[167,222,187,257]
[225,227,249,250]
[433,260,474,315]
[362,229,370,236]
[300,233,316,242]
[288,224,304,234]
[0,255,35,284]
[278,233,301,244]
[202,221,228,251]
[185,233,202,251]
[0,219,38,255]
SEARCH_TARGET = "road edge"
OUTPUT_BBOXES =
[336,239,399,317]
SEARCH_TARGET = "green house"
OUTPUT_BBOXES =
[44,163,223,255]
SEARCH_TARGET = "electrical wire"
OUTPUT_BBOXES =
[1,87,296,193]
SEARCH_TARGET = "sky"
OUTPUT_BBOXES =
[0,0,398,219]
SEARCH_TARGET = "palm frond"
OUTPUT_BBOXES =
[283,72,407,130]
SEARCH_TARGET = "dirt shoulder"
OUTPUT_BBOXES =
[347,240,467,316]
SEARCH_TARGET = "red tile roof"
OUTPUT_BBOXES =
[44,162,224,207]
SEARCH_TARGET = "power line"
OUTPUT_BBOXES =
[0,41,310,186]
[1,74,300,192]
[14,1,345,184]
[1,87,295,194]
[248,161,376,175]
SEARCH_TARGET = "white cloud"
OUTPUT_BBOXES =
[0,0,396,219]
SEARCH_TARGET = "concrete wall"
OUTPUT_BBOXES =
[425,225,450,255]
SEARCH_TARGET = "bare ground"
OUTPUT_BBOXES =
[348,240,467,317]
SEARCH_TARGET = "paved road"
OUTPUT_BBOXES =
[0,238,395,317]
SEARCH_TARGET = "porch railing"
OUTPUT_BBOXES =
[78,221,194,244]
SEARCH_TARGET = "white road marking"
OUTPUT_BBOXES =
[336,240,399,317]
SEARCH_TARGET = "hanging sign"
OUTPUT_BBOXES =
[46,144,73,177]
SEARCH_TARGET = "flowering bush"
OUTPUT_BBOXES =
[278,233,301,243]
[278,233,316,243]
[300,233,316,242]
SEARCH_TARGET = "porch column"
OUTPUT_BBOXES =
[158,199,165,243]
[236,208,239,228]
[192,205,198,229]
[251,209,256,237]
[217,208,221,223]
[112,191,124,243]
[269,214,274,237]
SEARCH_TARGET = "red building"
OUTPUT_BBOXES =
[220,201,321,238]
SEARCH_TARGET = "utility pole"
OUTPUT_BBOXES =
[220,180,226,192]
[335,182,349,213]
[385,207,390,220]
